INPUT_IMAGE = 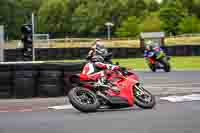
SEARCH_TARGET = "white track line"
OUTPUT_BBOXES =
[48,104,74,110]
[48,94,200,110]
[160,94,200,102]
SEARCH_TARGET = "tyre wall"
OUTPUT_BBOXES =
[0,62,83,99]
[4,45,200,62]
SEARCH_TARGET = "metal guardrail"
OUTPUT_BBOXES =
[0,26,4,62]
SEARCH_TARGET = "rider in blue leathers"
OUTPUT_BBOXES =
[144,42,165,59]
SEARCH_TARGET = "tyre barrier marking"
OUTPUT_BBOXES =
[160,94,200,102]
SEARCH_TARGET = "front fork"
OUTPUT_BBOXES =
[134,83,145,97]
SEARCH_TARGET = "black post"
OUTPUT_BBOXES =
[21,24,33,61]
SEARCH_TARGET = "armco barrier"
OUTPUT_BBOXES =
[0,64,13,98]
[4,45,200,62]
[0,62,83,99]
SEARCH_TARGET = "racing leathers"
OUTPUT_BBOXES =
[87,45,109,60]
[144,46,165,59]
[80,61,120,81]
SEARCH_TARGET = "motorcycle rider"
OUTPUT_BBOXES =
[144,41,165,59]
[86,39,112,63]
[80,55,121,92]
[81,55,120,81]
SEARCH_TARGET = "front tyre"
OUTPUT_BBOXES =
[68,87,100,113]
[134,85,156,109]
[149,64,156,72]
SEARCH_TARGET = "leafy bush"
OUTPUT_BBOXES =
[159,1,186,35]
[115,16,140,37]
[140,13,161,32]
[179,15,200,33]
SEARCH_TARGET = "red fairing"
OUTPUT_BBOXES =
[127,71,139,81]
[118,79,135,106]
[80,62,139,106]
[80,73,89,81]
[149,58,155,64]
[107,71,138,106]
[80,63,90,81]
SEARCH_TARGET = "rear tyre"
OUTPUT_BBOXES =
[134,85,156,109]
[68,87,100,113]
[164,63,171,72]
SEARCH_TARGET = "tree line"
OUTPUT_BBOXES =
[1,0,200,39]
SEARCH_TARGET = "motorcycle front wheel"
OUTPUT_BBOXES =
[134,85,156,109]
[149,64,156,72]
[68,87,100,113]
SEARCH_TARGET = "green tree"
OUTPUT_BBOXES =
[38,0,71,36]
[190,0,200,17]
[146,0,160,12]
[159,0,186,35]
[115,16,140,37]
[72,0,130,35]
[179,15,200,33]
[4,0,200,39]
[0,0,43,39]
[72,0,102,34]
[127,0,147,17]
[140,13,161,32]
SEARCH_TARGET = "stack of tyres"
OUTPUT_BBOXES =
[37,63,64,97]
[63,62,83,94]
[13,64,38,98]
[64,72,77,95]
[0,65,13,98]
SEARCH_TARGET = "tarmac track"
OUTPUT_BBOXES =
[0,71,200,133]
[137,70,200,96]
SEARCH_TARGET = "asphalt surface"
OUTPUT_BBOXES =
[137,70,200,96]
[0,101,200,133]
[0,71,200,133]
[0,71,200,111]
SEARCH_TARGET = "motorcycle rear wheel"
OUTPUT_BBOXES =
[134,85,156,109]
[161,57,171,72]
[68,87,100,113]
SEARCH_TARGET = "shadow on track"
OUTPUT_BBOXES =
[62,106,157,116]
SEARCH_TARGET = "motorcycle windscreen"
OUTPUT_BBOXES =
[110,79,135,106]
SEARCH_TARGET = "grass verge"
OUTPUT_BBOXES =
[47,56,200,70]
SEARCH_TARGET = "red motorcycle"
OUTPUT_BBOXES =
[68,67,155,113]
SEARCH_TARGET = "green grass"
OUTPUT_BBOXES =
[113,56,200,70]
[169,56,200,70]
[48,56,200,70]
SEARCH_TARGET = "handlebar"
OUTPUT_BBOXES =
[104,68,128,78]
